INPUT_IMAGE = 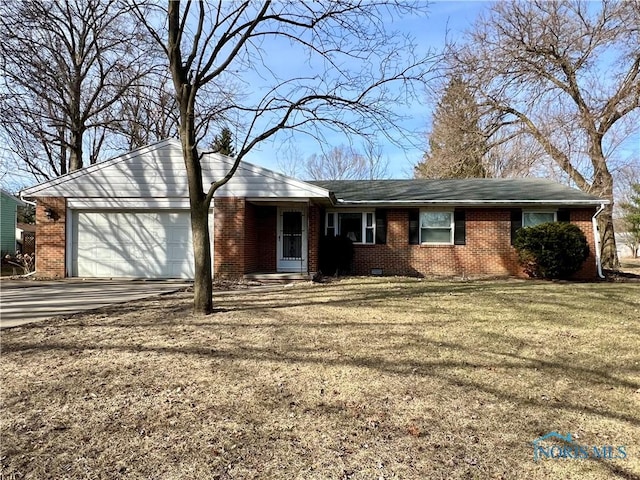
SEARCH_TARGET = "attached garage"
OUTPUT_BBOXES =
[20,139,333,279]
[72,211,195,278]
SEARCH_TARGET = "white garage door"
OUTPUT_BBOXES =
[73,211,195,278]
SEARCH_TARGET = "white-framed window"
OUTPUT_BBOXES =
[420,210,454,245]
[523,211,557,227]
[325,211,375,244]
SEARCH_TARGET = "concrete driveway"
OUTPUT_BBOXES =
[0,280,190,328]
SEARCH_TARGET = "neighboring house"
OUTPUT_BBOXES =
[16,223,36,255]
[21,139,606,280]
[1,189,26,254]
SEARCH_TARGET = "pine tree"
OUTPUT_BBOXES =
[211,127,236,157]
[415,76,488,179]
[620,183,640,258]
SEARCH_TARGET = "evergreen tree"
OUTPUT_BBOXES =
[415,76,488,179]
[211,127,236,157]
[620,183,640,258]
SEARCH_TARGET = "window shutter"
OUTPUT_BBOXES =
[557,209,570,223]
[375,209,387,244]
[409,209,419,245]
[454,210,466,245]
[510,209,522,246]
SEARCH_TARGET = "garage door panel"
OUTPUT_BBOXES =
[74,211,196,278]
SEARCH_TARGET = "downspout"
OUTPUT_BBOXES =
[18,192,36,207]
[592,203,606,279]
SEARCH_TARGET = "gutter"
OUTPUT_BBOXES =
[592,203,606,279]
[19,191,36,207]
[335,199,605,206]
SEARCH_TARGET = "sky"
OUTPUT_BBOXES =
[0,0,489,191]
[243,1,490,179]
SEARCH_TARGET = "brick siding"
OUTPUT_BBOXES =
[213,197,246,278]
[308,205,321,273]
[35,196,66,278]
[347,208,597,279]
[33,197,598,281]
[244,204,277,273]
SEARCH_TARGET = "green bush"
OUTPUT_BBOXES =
[514,222,589,279]
[318,235,354,276]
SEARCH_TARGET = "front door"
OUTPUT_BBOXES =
[277,207,307,272]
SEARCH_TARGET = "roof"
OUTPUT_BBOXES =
[20,139,332,208]
[1,189,26,207]
[17,223,36,232]
[309,178,606,206]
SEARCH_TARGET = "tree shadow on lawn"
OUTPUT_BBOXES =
[12,280,638,332]
[4,302,640,479]
[3,335,639,430]
[208,280,640,315]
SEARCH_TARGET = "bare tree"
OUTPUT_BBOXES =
[133,0,433,313]
[451,0,640,268]
[275,144,305,178]
[111,74,179,151]
[305,144,389,180]
[0,0,157,180]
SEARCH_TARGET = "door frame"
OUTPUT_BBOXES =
[276,206,307,273]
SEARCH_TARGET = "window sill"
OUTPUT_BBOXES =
[417,243,456,247]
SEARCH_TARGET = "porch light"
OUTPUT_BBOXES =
[44,207,54,220]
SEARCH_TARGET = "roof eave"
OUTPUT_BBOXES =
[335,199,608,207]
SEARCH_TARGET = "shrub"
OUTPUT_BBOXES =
[3,251,36,275]
[318,235,354,276]
[514,222,589,279]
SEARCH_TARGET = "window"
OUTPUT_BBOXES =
[325,211,376,244]
[523,211,556,227]
[513,209,561,244]
[420,211,454,244]
[410,209,464,245]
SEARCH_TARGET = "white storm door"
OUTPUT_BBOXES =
[276,207,307,273]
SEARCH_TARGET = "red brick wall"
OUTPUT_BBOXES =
[344,208,598,279]
[32,198,597,281]
[308,205,321,273]
[35,197,66,278]
[244,204,276,273]
[569,208,598,279]
[214,197,246,278]
[257,207,277,272]
[215,201,316,277]
[243,202,257,274]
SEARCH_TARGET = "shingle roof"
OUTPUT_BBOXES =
[308,178,605,205]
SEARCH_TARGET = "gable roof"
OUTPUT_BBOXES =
[309,178,606,206]
[21,139,332,207]
[1,189,26,207]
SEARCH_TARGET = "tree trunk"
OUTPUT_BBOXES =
[180,124,214,315]
[69,128,84,171]
[590,155,619,270]
[598,204,620,270]
[190,198,213,314]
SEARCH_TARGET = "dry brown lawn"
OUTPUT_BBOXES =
[1,277,639,480]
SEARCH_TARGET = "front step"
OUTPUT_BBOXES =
[243,272,311,284]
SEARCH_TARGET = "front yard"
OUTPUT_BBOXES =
[1,278,639,479]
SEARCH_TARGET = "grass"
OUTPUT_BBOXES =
[620,257,640,273]
[1,277,639,479]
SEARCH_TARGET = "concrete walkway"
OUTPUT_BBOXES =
[0,280,189,328]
